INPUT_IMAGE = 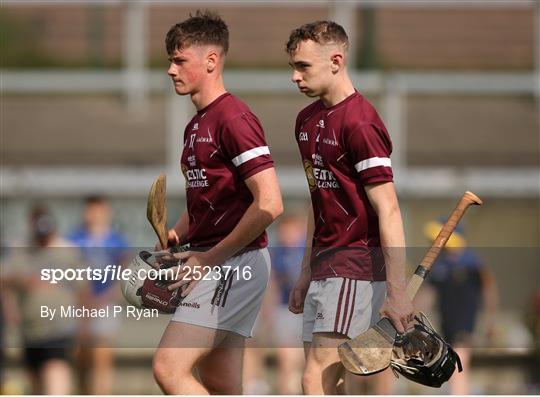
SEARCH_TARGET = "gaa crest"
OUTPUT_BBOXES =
[303,159,317,192]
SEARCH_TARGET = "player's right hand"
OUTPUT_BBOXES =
[154,229,180,251]
[288,270,310,314]
[154,229,181,266]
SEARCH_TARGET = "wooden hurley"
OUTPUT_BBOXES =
[338,191,483,375]
[147,173,168,249]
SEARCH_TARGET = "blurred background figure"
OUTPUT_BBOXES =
[423,218,499,394]
[1,205,80,394]
[524,290,540,393]
[0,227,9,394]
[243,212,306,395]
[67,196,129,395]
[269,212,306,394]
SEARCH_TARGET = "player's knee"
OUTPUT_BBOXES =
[152,355,170,390]
[302,359,343,394]
[152,350,188,391]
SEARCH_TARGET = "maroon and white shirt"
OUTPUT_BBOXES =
[295,91,393,281]
[181,93,274,249]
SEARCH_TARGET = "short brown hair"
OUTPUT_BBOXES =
[286,20,348,54]
[165,10,229,55]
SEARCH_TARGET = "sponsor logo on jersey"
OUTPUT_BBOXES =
[317,119,325,128]
[196,128,213,143]
[185,168,207,180]
[192,122,199,131]
[303,159,317,192]
[322,130,338,146]
[312,153,324,167]
[323,136,338,147]
[298,131,309,142]
[181,164,188,190]
[313,167,340,189]
[182,165,209,188]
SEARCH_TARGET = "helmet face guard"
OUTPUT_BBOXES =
[390,313,463,388]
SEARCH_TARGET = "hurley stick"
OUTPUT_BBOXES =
[338,191,482,375]
[147,173,168,250]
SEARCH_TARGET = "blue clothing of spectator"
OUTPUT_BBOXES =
[67,228,128,295]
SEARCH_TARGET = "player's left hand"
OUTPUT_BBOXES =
[379,290,415,334]
[166,251,212,297]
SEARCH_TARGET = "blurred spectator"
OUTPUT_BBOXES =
[243,213,306,394]
[270,213,306,394]
[67,196,129,395]
[423,218,499,394]
[0,227,6,393]
[2,205,80,394]
[524,291,540,393]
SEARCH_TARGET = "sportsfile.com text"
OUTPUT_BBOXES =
[40,265,252,285]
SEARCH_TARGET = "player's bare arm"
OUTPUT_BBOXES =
[289,205,314,314]
[365,181,414,333]
[170,211,189,245]
[168,167,283,296]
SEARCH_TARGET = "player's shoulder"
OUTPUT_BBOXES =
[342,92,386,131]
[214,94,266,140]
[215,93,255,122]
[343,92,376,120]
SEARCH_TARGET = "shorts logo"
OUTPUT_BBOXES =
[179,301,200,309]
[316,312,324,320]
[303,159,317,192]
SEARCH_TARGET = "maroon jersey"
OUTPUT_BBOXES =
[295,91,393,281]
[181,93,274,249]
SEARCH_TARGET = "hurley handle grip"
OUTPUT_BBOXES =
[406,191,482,299]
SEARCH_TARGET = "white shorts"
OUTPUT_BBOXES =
[302,278,386,342]
[171,248,271,338]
